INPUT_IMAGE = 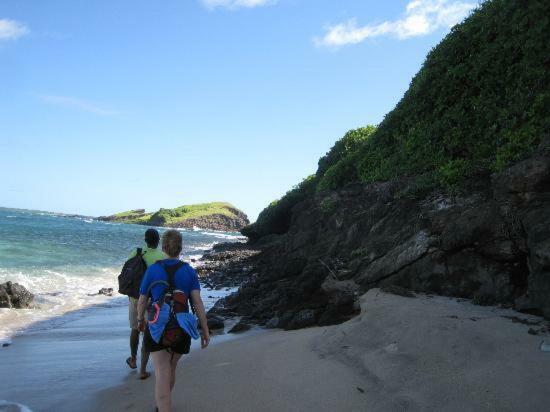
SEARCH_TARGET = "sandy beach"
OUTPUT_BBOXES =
[2,289,549,411]
[90,289,550,412]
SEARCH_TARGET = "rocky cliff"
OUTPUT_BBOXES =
[209,150,550,329]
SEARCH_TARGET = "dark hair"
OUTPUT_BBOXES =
[144,228,160,248]
[162,229,182,258]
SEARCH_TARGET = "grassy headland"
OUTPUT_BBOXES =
[98,202,249,231]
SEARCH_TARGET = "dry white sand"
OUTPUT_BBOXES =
[95,289,550,412]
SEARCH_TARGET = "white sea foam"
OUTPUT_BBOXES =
[0,259,235,341]
[198,231,245,241]
[0,266,122,340]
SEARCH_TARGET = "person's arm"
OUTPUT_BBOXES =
[190,290,210,349]
[137,294,148,332]
[137,267,151,332]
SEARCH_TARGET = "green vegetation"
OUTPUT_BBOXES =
[351,0,549,187]
[243,0,549,240]
[111,209,152,224]
[105,202,242,226]
[317,126,377,191]
[149,202,239,226]
[241,176,316,239]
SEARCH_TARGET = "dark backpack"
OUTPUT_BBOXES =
[147,261,195,349]
[118,248,147,299]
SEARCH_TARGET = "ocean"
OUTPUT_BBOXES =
[0,207,243,343]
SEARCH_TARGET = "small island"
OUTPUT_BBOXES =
[97,202,249,232]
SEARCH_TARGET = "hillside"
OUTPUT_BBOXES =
[243,0,549,241]
[208,0,550,329]
[97,202,249,232]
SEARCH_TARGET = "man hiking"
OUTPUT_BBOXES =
[125,228,165,379]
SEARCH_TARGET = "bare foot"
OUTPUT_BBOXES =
[139,371,151,380]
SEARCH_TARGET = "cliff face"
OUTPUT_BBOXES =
[97,203,249,232]
[215,151,550,329]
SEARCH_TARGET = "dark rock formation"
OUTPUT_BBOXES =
[196,242,260,289]
[98,288,114,296]
[209,152,550,329]
[0,282,34,309]
[228,321,251,334]
[206,315,225,331]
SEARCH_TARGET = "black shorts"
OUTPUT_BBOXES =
[143,326,191,354]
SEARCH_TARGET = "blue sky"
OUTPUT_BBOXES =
[0,0,478,221]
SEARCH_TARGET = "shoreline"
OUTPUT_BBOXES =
[1,289,549,411]
[0,299,247,412]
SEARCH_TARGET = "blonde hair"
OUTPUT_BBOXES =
[162,229,182,258]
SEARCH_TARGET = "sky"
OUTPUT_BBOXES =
[0,0,479,221]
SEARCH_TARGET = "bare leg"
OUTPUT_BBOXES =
[129,329,139,368]
[151,351,173,412]
[170,353,182,391]
[140,336,150,378]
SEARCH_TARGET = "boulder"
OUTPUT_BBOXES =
[265,317,280,329]
[286,309,318,330]
[0,282,33,309]
[206,316,225,331]
[228,321,251,334]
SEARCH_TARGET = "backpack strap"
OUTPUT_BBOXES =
[160,261,196,315]
[136,247,149,271]
[161,261,185,293]
[146,280,170,299]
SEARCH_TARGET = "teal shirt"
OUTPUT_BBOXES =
[128,246,165,267]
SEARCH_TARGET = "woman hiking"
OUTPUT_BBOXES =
[137,229,210,412]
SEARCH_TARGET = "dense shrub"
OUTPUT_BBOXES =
[317,126,376,191]
[353,0,549,186]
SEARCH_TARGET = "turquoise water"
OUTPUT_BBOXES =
[0,207,242,340]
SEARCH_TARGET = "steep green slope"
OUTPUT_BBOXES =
[243,0,549,240]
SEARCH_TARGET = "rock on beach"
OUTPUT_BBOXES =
[0,282,34,309]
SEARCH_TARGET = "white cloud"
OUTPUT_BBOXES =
[201,0,276,10]
[315,0,478,48]
[38,95,119,116]
[0,19,29,41]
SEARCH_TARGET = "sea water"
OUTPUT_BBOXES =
[0,207,243,341]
